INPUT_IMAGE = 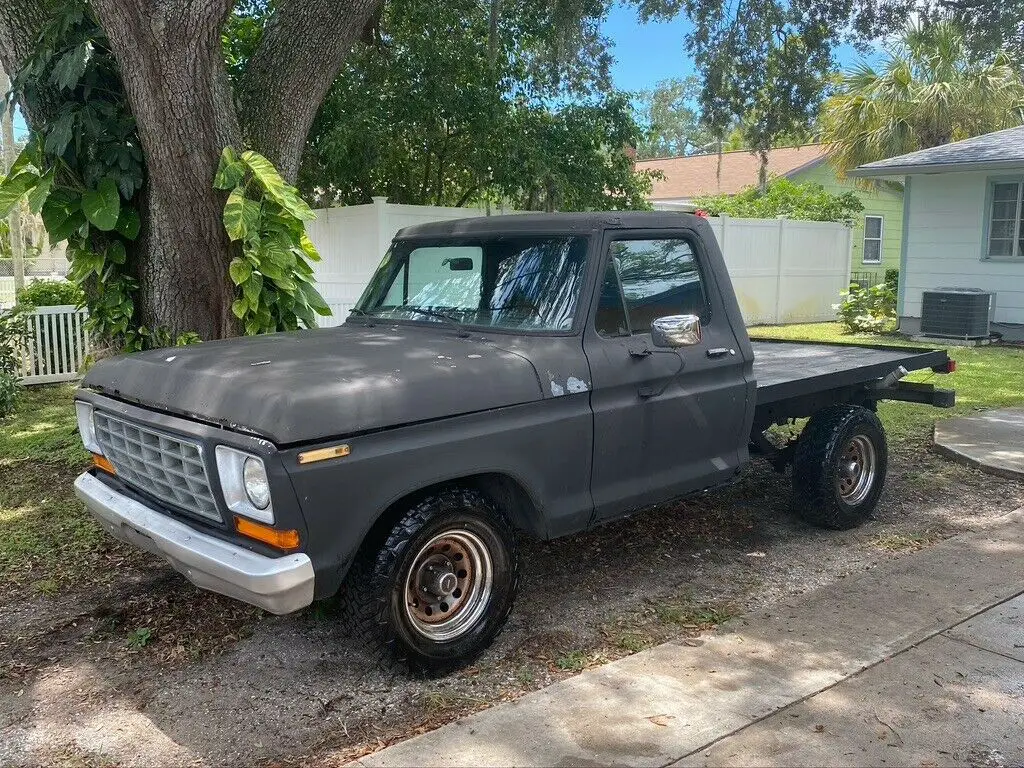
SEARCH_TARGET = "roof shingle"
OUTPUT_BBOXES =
[850,126,1024,176]
[635,145,831,200]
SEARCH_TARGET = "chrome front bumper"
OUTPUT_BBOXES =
[74,472,314,614]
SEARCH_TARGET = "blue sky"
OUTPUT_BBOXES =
[601,3,877,94]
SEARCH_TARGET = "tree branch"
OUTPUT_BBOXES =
[0,0,57,126]
[0,0,47,79]
[238,0,384,182]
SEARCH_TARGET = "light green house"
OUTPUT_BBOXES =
[636,145,904,283]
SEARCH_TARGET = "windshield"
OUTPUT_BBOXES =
[353,235,589,332]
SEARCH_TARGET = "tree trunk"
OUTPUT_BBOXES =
[91,0,241,339]
[238,0,382,182]
[1,70,26,295]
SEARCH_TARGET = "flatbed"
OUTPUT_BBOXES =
[752,339,952,404]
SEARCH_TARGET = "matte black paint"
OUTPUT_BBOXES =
[76,212,953,601]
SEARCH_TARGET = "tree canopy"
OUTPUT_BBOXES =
[298,0,652,211]
[821,20,1024,176]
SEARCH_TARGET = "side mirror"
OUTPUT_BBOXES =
[651,314,702,348]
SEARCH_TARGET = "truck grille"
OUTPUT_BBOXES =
[93,411,221,523]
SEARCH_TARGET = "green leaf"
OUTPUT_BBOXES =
[231,298,249,319]
[222,188,261,241]
[115,207,141,240]
[299,281,332,315]
[259,232,296,269]
[41,195,86,243]
[240,150,315,220]
[299,231,321,261]
[0,172,39,218]
[81,177,121,231]
[50,42,90,91]
[242,272,263,305]
[229,257,252,285]
[8,136,41,176]
[26,170,54,214]
[214,147,246,190]
[44,110,76,156]
[107,240,127,265]
[294,300,316,328]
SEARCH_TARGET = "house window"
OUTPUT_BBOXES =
[987,181,1024,259]
[862,216,883,264]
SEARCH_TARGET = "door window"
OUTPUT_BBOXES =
[595,238,709,336]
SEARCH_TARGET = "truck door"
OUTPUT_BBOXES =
[583,231,750,521]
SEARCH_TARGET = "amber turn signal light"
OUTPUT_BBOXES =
[234,516,300,551]
[92,453,116,474]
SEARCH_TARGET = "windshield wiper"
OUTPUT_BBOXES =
[347,307,379,325]
[402,307,470,337]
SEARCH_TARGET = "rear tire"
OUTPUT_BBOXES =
[792,405,888,530]
[346,487,519,675]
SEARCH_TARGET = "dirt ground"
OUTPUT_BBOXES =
[2,417,1023,767]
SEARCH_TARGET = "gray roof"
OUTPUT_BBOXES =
[849,126,1024,177]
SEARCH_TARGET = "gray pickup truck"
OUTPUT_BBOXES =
[73,212,955,672]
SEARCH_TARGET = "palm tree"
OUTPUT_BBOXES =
[822,20,1024,176]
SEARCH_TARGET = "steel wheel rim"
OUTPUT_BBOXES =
[403,529,494,642]
[836,434,876,505]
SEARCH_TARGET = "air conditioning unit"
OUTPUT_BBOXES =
[920,288,994,339]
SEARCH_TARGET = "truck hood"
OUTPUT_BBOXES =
[81,324,544,444]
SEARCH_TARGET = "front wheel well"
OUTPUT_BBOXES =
[358,472,544,558]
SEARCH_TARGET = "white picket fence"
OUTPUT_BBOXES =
[16,305,91,385]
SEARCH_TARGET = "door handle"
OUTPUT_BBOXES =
[706,347,734,358]
[627,341,652,358]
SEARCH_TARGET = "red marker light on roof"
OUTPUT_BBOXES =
[694,209,709,218]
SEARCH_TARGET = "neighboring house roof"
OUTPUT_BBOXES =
[850,126,1024,177]
[635,144,831,201]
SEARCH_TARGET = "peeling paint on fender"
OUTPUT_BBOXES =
[566,376,589,393]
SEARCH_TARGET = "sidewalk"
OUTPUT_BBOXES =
[355,509,1024,768]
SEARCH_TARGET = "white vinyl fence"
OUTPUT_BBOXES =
[307,198,509,325]
[307,205,851,328]
[17,305,90,385]
[706,215,852,325]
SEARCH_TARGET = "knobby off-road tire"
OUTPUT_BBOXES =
[343,487,519,675]
[792,405,888,530]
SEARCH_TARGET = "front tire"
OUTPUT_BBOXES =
[351,487,519,675]
[792,405,888,530]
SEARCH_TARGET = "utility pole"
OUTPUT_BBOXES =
[1,68,26,295]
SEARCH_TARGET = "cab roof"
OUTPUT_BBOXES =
[395,211,706,239]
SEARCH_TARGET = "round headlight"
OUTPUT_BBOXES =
[243,456,271,510]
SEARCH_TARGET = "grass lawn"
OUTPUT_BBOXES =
[0,384,106,594]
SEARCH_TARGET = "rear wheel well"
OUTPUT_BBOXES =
[357,473,544,559]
